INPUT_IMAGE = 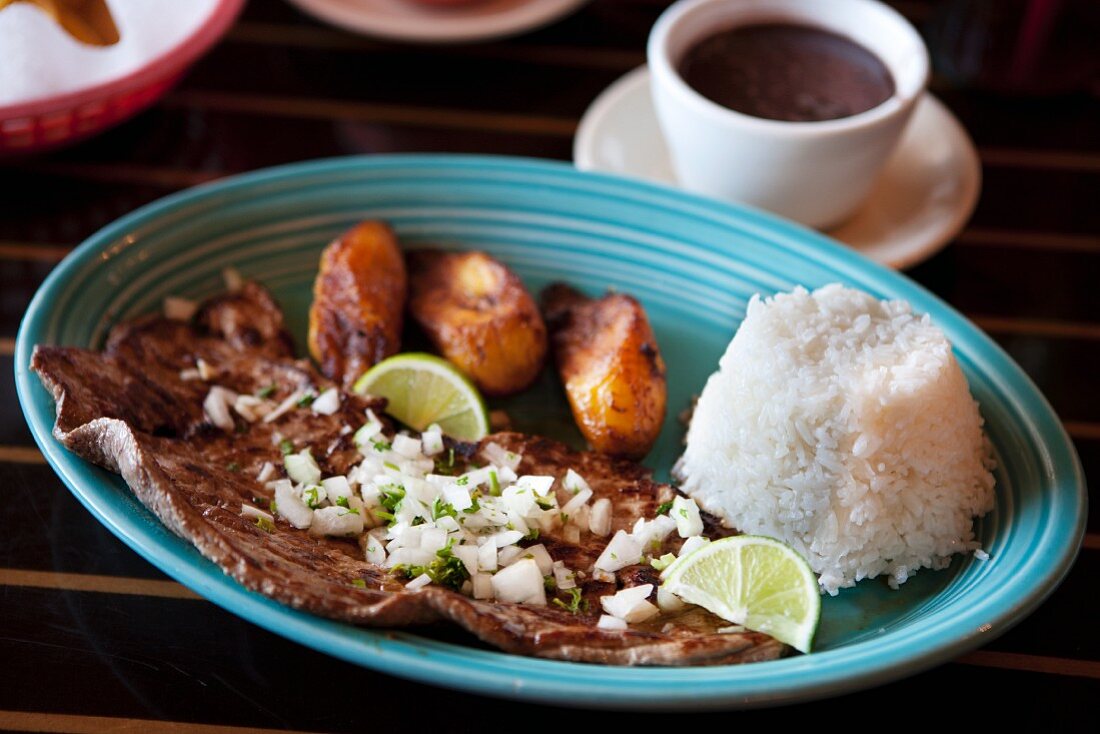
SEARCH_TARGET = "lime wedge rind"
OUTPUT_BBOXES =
[661,534,821,654]
[353,352,490,441]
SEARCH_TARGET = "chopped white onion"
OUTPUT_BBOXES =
[311,388,340,415]
[492,529,525,548]
[405,574,432,590]
[476,541,498,572]
[515,475,554,497]
[552,562,576,590]
[264,389,305,423]
[284,450,321,486]
[441,483,473,512]
[631,514,677,552]
[385,547,436,569]
[496,545,527,567]
[310,505,364,537]
[472,573,494,600]
[392,434,422,459]
[321,475,352,502]
[562,469,591,495]
[255,461,275,483]
[233,394,268,423]
[419,527,448,553]
[364,537,387,565]
[482,442,522,471]
[203,386,237,431]
[595,530,642,572]
[421,426,444,456]
[678,535,710,559]
[563,524,581,544]
[240,505,273,523]
[274,480,313,530]
[589,497,613,537]
[353,414,384,449]
[602,585,660,625]
[560,487,592,516]
[600,584,652,617]
[196,359,216,381]
[300,484,326,510]
[490,558,546,605]
[451,544,479,577]
[518,544,554,575]
[672,495,704,538]
[597,615,628,631]
[657,587,686,613]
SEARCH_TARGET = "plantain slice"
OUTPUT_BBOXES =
[542,283,667,460]
[308,221,407,389]
[407,250,547,397]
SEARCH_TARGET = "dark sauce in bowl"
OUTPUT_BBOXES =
[678,24,895,122]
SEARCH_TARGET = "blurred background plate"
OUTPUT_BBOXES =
[15,154,1085,710]
[285,0,590,43]
[0,0,244,155]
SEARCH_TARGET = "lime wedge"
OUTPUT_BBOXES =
[660,535,820,653]
[353,353,489,441]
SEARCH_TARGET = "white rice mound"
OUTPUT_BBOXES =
[674,284,996,595]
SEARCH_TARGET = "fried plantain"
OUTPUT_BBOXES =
[308,220,407,389]
[407,250,547,396]
[542,283,667,460]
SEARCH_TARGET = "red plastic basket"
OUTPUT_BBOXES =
[0,0,245,155]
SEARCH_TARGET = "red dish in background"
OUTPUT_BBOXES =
[0,0,245,156]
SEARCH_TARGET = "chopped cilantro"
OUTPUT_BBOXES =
[279,439,295,456]
[456,475,469,487]
[432,497,457,521]
[535,496,555,510]
[226,462,240,473]
[256,384,276,399]
[335,496,350,509]
[551,587,587,615]
[650,553,677,572]
[463,491,482,514]
[254,516,275,533]
[544,575,556,592]
[656,501,674,516]
[351,579,366,588]
[296,392,316,408]
[391,540,470,591]
[269,500,278,515]
[679,508,688,519]
[302,486,322,509]
[380,486,406,513]
[524,527,540,541]
[371,439,391,452]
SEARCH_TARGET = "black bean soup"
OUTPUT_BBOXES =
[678,24,896,122]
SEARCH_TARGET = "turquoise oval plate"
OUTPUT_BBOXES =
[16,155,1086,709]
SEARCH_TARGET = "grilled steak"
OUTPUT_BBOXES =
[31,283,785,666]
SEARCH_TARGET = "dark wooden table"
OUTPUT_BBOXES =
[1,1,1097,730]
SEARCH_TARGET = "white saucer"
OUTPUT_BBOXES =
[286,0,590,44]
[574,66,982,270]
